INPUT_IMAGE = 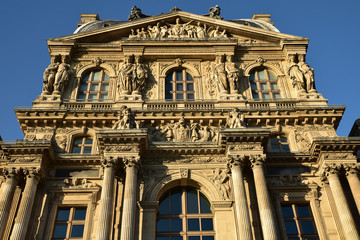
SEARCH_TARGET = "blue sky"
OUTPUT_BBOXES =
[0,0,359,140]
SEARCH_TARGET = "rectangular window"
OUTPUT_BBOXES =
[52,207,87,239]
[281,203,318,239]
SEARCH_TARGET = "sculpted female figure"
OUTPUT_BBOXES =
[298,54,316,92]
[286,54,305,92]
[118,56,134,94]
[214,55,228,94]
[42,56,60,95]
[53,56,73,95]
[225,55,240,94]
[132,56,147,95]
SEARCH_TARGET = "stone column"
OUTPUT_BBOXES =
[10,168,41,240]
[250,155,279,240]
[228,157,253,240]
[344,164,360,212]
[324,164,360,240]
[0,168,18,238]
[96,157,117,240]
[120,157,140,240]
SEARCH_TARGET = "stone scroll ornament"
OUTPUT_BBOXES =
[117,55,148,96]
[128,18,228,39]
[286,54,317,94]
[42,55,73,96]
[148,117,218,142]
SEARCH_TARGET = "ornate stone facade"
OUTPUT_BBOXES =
[0,6,359,240]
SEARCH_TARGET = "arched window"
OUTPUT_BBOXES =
[165,69,195,100]
[72,136,93,154]
[157,187,215,240]
[269,135,290,153]
[78,69,110,101]
[249,68,280,100]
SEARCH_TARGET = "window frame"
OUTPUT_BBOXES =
[249,68,280,100]
[77,69,110,102]
[268,135,290,153]
[280,202,319,240]
[51,206,88,240]
[156,187,215,240]
[71,136,93,154]
[165,69,195,101]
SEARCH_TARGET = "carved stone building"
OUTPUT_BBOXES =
[0,6,359,240]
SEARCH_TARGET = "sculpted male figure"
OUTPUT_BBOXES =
[132,56,147,95]
[42,55,60,95]
[227,108,245,128]
[118,56,134,94]
[225,55,240,94]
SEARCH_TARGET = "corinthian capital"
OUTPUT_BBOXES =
[23,167,42,181]
[102,156,119,169]
[322,163,342,177]
[227,155,246,169]
[344,163,359,176]
[249,154,266,168]
[2,167,20,180]
[123,156,141,169]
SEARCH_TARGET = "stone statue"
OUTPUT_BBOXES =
[286,54,306,92]
[298,54,316,92]
[195,22,207,38]
[132,56,148,95]
[227,108,245,128]
[214,55,228,94]
[42,55,60,95]
[173,117,191,142]
[148,22,161,38]
[212,168,230,200]
[112,106,136,129]
[53,55,73,95]
[209,5,223,20]
[118,55,134,95]
[128,6,146,21]
[225,55,240,94]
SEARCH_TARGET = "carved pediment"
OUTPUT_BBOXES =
[49,11,307,45]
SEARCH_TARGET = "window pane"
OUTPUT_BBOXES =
[103,73,110,81]
[74,208,87,220]
[170,218,182,232]
[271,83,279,90]
[176,71,183,80]
[74,138,83,145]
[268,72,276,80]
[201,218,213,231]
[263,93,271,99]
[258,70,266,80]
[71,225,84,238]
[187,190,199,214]
[93,71,101,81]
[82,74,90,82]
[250,82,257,90]
[166,83,173,91]
[271,145,281,152]
[157,219,169,232]
[203,237,215,240]
[159,195,170,214]
[72,146,81,154]
[90,84,99,91]
[188,218,200,231]
[53,224,67,238]
[200,193,211,213]
[89,94,97,100]
[260,83,268,90]
[188,237,200,240]
[176,84,183,91]
[252,92,259,99]
[80,84,88,91]
[83,147,92,154]
[186,73,193,80]
[297,205,311,217]
[176,94,184,100]
[280,137,288,143]
[166,74,173,81]
[273,93,281,99]
[100,94,108,100]
[165,93,173,100]
[281,206,294,217]
[157,237,169,240]
[85,138,93,144]
[249,73,255,81]
[187,94,194,100]
[78,93,86,100]
[170,190,182,214]
[301,221,315,234]
[171,237,182,240]
[281,145,290,152]
[187,83,194,91]
[101,84,109,91]
[284,221,298,234]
